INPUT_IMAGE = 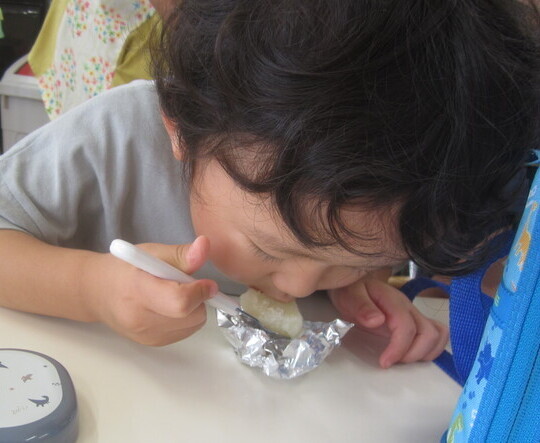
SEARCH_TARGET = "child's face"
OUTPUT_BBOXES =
[189,158,407,302]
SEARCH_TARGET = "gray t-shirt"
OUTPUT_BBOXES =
[0,80,245,295]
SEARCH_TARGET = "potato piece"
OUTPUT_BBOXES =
[240,288,304,338]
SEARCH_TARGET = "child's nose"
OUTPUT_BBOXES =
[271,262,325,298]
[272,275,319,298]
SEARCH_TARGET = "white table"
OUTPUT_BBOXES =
[1,295,459,442]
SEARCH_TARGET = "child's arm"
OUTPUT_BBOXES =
[0,230,217,345]
[329,270,448,369]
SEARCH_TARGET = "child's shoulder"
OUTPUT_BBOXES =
[72,80,159,118]
[76,80,160,129]
[0,80,163,163]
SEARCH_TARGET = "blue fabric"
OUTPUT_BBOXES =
[488,240,540,440]
[444,161,540,441]
[400,231,514,386]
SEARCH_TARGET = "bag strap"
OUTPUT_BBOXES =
[400,231,514,385]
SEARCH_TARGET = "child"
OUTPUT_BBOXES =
[0,0,538,370]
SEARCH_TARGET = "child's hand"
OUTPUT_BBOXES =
[328,278,448,368]
[87,236,218,346]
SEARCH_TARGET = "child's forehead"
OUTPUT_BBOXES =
[250,205,407,263]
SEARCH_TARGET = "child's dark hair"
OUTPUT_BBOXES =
[153,0,540,276]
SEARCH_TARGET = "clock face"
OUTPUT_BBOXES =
[0,350,63,427]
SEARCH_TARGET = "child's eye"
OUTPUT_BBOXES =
[250,242,281,263]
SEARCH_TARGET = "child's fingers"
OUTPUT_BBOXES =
[361,280,424,367]
[336,279,449,368]
[143,278,217,319]
[152,323,206,346]
[353,299,386,328]
[422,321,449,361]
[379,310,449,367]
[378,313,417,368]
[329,284,385,328]
[397,314,448,364]
[120,308,207,346]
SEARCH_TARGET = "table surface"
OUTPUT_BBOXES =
[1,295,459,443]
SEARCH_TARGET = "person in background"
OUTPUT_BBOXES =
[28,0,174,118]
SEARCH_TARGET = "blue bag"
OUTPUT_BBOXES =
[401,152,540,441]
[444,160,540,441]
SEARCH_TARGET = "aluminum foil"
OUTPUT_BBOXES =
[216,310,354,379]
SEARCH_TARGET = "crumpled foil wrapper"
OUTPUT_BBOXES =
[216,310,354,379]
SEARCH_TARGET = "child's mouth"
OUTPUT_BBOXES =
[250,286,294,303]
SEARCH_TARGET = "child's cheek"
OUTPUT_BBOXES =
[209,245,263,285]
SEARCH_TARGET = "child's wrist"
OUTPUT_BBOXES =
[77,251,114,323]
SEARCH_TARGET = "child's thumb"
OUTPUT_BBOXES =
[139,236,211,275]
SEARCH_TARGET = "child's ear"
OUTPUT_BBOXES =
[161,113,185,161]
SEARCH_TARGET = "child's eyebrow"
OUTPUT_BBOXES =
[252,234,320,260]
[252,231,405,268]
